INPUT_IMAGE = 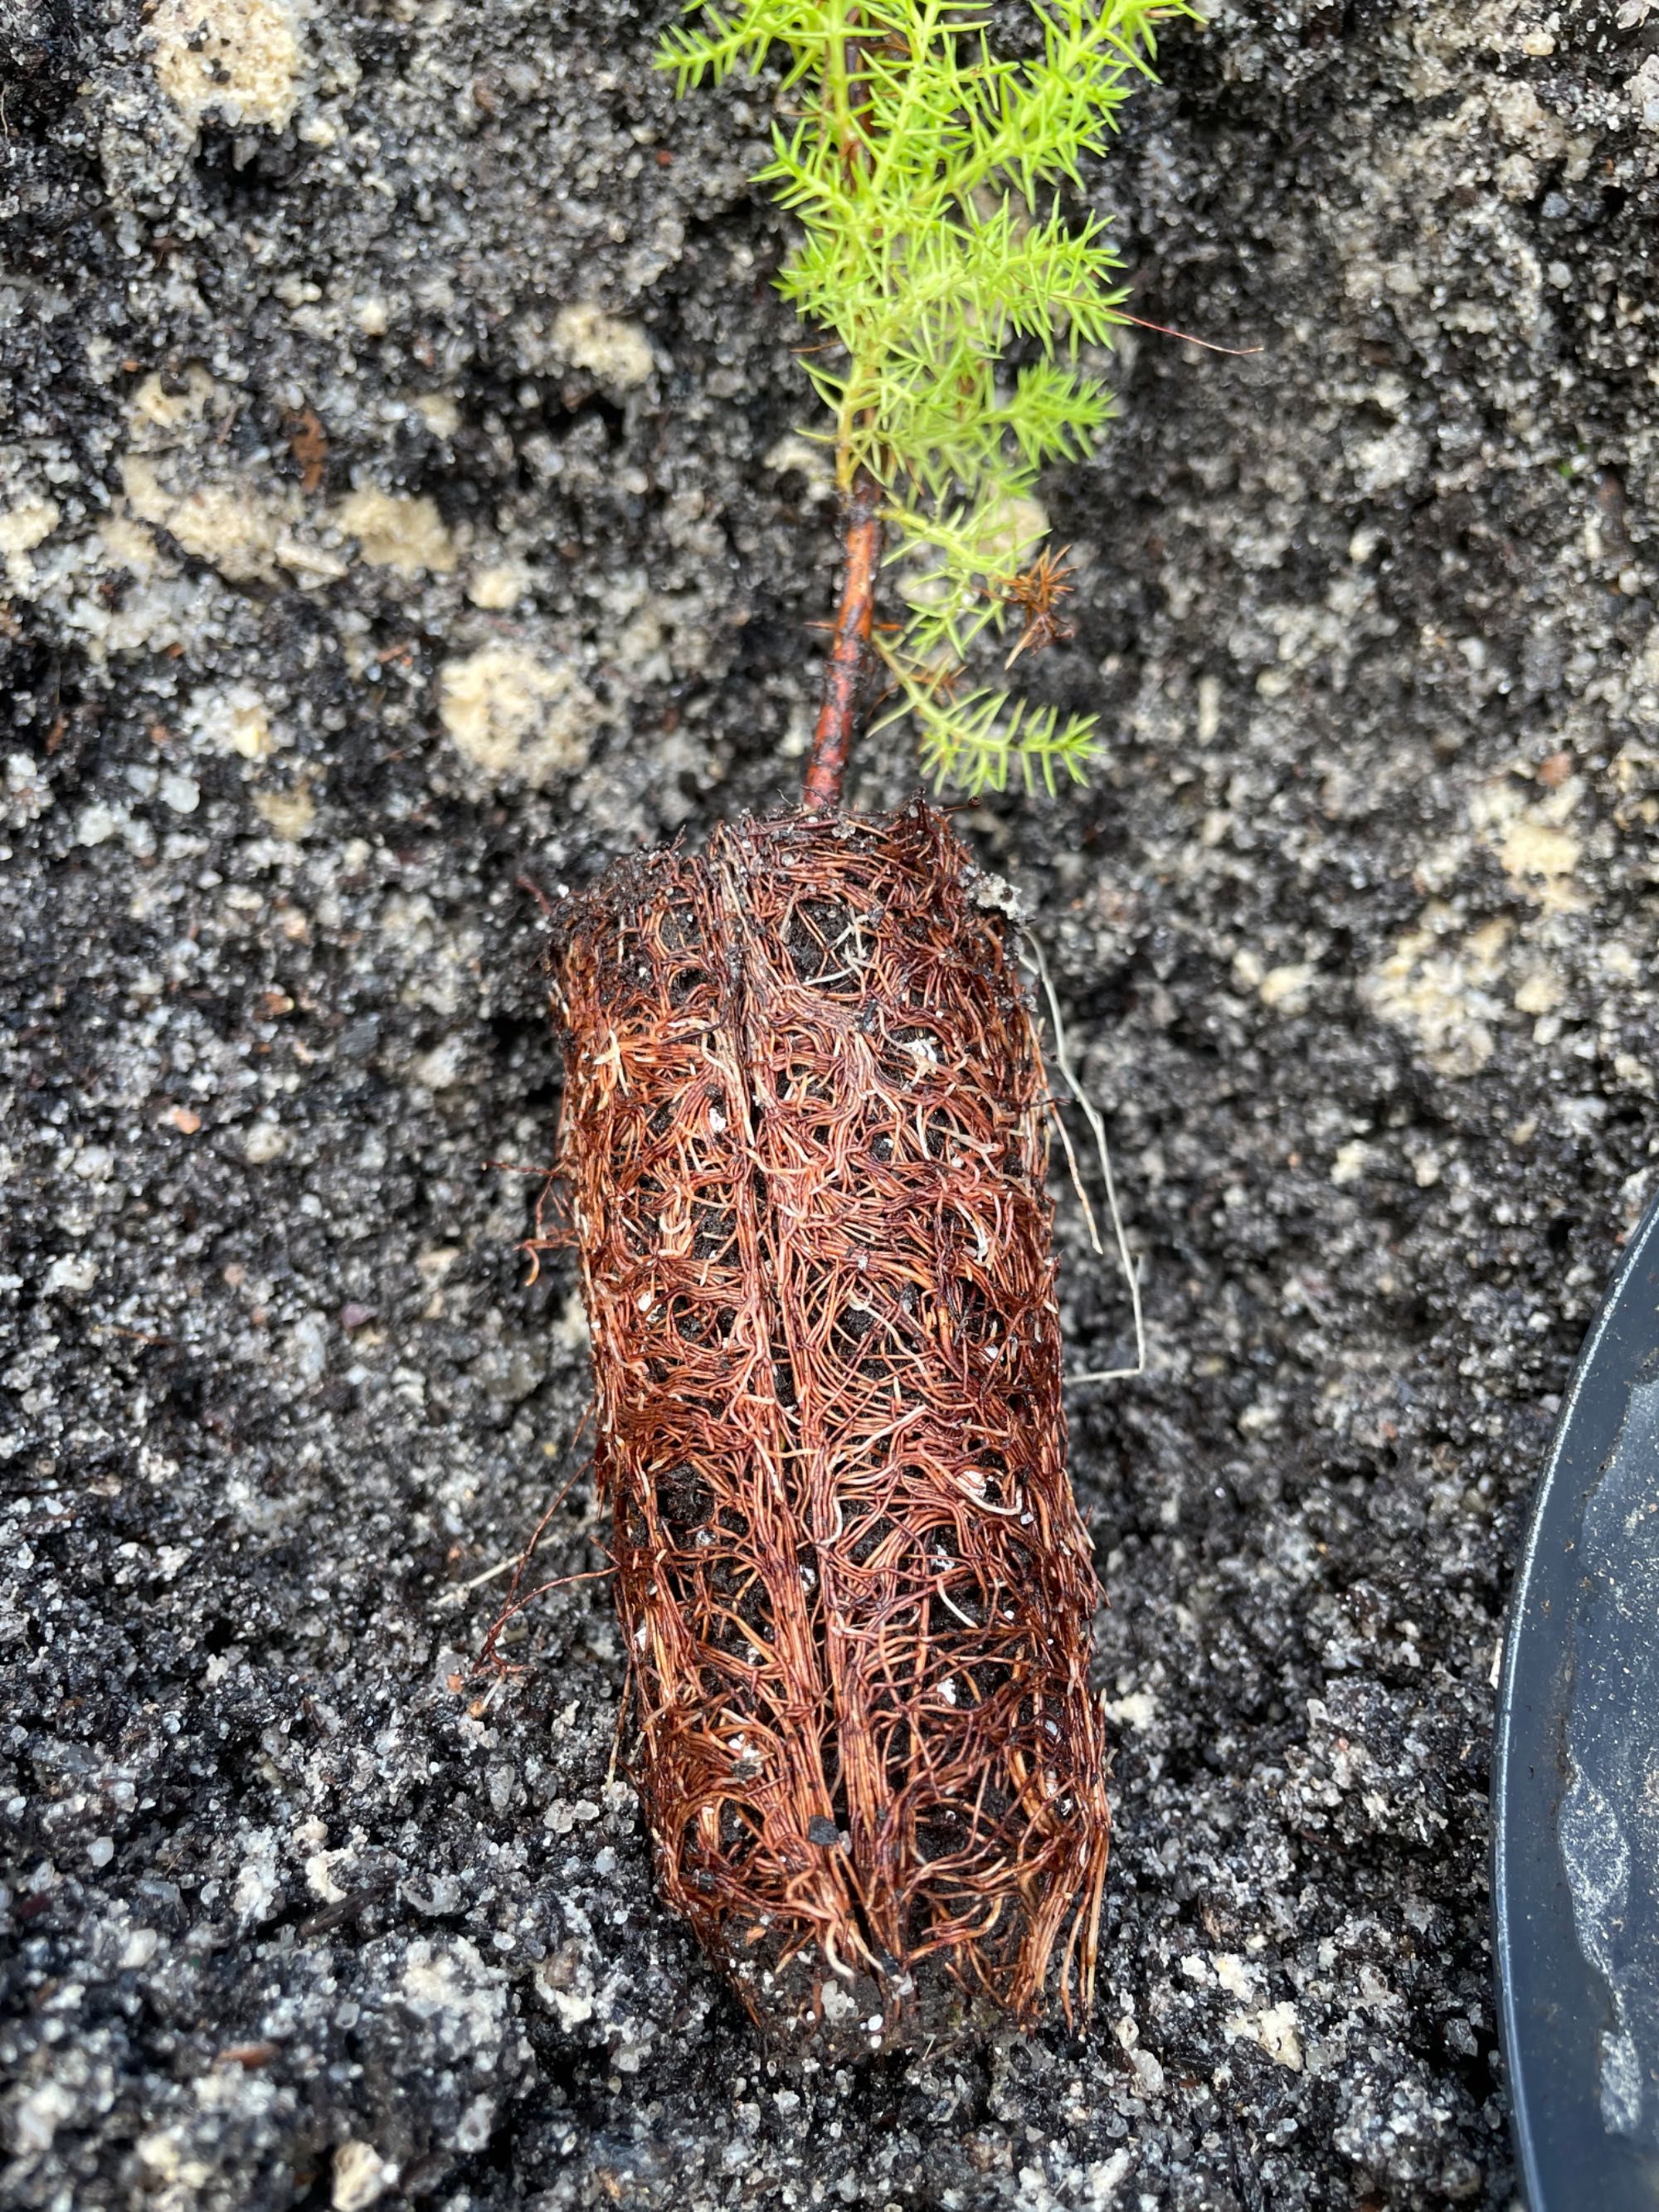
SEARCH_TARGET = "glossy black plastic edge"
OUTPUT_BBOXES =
[1491,1194,1659,2212]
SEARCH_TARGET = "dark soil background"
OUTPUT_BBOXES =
[4,0,1658,2205]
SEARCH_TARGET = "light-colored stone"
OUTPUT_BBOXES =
[254,784,316,840]
[412,391,461,437]
[334,488,457,575]
[120,455,293,586]
[331,2141,396,2212]
[194,689,276,761]
[149,0,305,132]
[0,498,61,585]
[466,562,532,610]
[243,1121,286,1164]
[1364,908,1512,1079]
[1471,772,1584,912]
[1225,2000,1304,2073]
[552,303,654,391]
[1258,962,1315,1014]
[436,644,606,786]
[762,432,836,501]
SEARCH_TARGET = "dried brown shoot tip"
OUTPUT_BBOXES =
[1000,546,1078,670]
[553,802,1109,2058]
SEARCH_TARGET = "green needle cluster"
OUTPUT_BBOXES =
[660,0,1189,795]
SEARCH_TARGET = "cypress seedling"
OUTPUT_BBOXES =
[539,0,1190,2053]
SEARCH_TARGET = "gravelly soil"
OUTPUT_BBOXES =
[4,1,1658,2205]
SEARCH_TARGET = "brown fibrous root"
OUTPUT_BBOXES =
[546,800,1110,2056]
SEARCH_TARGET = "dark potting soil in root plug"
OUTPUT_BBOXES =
[547,801,1110,2057]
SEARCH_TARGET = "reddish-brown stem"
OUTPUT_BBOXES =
[802,468,883,814]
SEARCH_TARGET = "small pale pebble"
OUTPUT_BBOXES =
[244,1121,286,1164]
[332,2141,396,2212]
[75,802,122,847]
[46,1254,100,1295]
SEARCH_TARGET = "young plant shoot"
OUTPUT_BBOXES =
[662,0,1188,798]
[540,0,1191,2055]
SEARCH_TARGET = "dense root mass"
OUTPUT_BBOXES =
[552,803,1109,2054]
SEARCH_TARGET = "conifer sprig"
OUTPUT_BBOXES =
[660,0,1190,795]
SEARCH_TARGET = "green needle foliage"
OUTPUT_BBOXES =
[659,0,1191,795]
